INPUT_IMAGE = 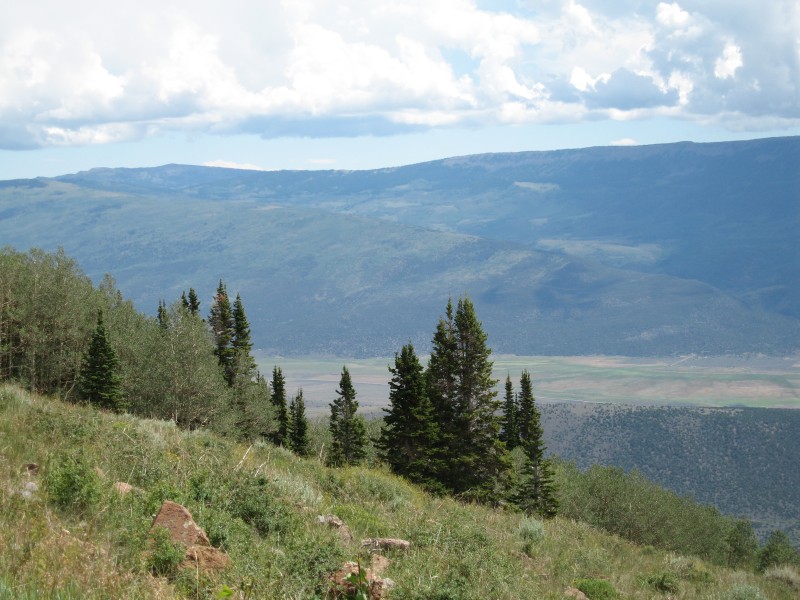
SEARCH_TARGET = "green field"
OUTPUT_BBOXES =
[255,353,800,416]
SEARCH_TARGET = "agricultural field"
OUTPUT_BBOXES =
[255,353,800,416]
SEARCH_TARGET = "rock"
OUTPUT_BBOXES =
[113,481,141,496]
[149,500,230,572]
[361,538,411,553]
[370,554,390,575]
[150,500,210,548]
[328,561,394,599]
[564,587,589,599]
[317,514,353,544]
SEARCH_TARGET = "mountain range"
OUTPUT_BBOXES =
[1,136,798,356]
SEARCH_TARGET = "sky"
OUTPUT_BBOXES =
[1,0,799,179]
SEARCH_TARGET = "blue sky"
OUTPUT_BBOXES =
[2,0,798,179]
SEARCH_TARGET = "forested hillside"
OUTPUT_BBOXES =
[1,137,798,356]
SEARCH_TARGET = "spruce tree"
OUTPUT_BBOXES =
[288,388,310,456]
[79,311,124,413]
[517,369,534,443]
[327,366,368,467]
[157,299,169,330]
[427,296,509,501]
[187,288,201,316]
[377,343,438,487]
[500,374,518,450]
[270,366,289,445]
[512,370,558,518]
[208,280,234,385]
[231,293,256,385]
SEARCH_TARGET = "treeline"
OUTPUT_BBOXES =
[0,247,309,454]
[2,247,798,572]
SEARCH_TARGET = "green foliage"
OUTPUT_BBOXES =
[555,460,738,565]
[757,531,800,573]
[575,578,619,600]
[327,366,368,467]
[208,280,235,385]
[44,450,102,513]
[288,387,310,456]
[147,526,186,578]
[231,293,256,386]
[79,311,124,412]
[426,296,509,502]
[229,475,297,536]
[645,571,680,594]
[518,517,545,556]
[728,518,760,570]
[499,374,517,450]
[377,343,438,487]
[270,366,289,446]
[715,584,767,600]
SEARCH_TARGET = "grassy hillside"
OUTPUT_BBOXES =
[2,383,798,599]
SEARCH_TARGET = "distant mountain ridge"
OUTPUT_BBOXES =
[2,136,798,356]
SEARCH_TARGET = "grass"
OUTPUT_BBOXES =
[0,382,797,599]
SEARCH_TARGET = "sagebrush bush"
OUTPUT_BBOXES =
[763,565,800,590]
[44,450,102,513]
[645,571,680,593]
[575,578,618,600]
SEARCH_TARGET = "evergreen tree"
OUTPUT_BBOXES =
[231,293,256,385]
[288,387,310,456]
[511,370,558,518]
[517,369,535,443]
[208,280,234,384]
[187,288,201,316]
[500,374,518,449]
[427,296,509,502]
[180,291,189,311]
[327,366,368,467]
[757,530,800,572]
[157,299,169,330]
[377,343,438,487]
[79,311,124,413]
[270,366,289,445]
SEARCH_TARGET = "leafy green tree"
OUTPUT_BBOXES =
[208,280,234,384]
[500,374,518,450]
[327,366,368,467]
[230,373,274,441]
[377,343,438,487]
[727,518,759,570]
[427,296,509,502]
[79,311,124,412]
[757,530,800,572]
[289,388,310,456]
[511,370,558,517]
[270,366,289,445]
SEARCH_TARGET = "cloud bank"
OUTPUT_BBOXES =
[1,0,798,149]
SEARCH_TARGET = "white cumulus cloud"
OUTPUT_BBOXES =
[0,0,797,150]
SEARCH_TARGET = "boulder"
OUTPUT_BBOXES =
[564,588,589,600]
[149,500,230,572]
[328,561,395,599]
[317,514,353,545]
[361,538,411,553]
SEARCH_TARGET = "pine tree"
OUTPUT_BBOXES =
[180,291,189,311]
[208,280,234,385]
[231,293,256,385]
[517,369,534,443]
[157,299,169,330]
[500,374,518,450]
[512,370,558,518]
[270,366,289,445]
[288,387,310,456]
[79,311,124,413]
[377,343,438,487]
[187,288,201,316]
[327,366,368,467]
[427,296,509,501]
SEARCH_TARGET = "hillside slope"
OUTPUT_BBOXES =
[2,137,799,356]
[1,384,797,599]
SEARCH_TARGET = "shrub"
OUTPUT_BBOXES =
[575,578,618,600]
[756,530,799,572]
[147,526,186,578]
[764,565,800,590]
[645,571,679,594]
[718,584,766,600]
[230,475,295,536]
[518,517,545,556]
[44,450,102,513]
